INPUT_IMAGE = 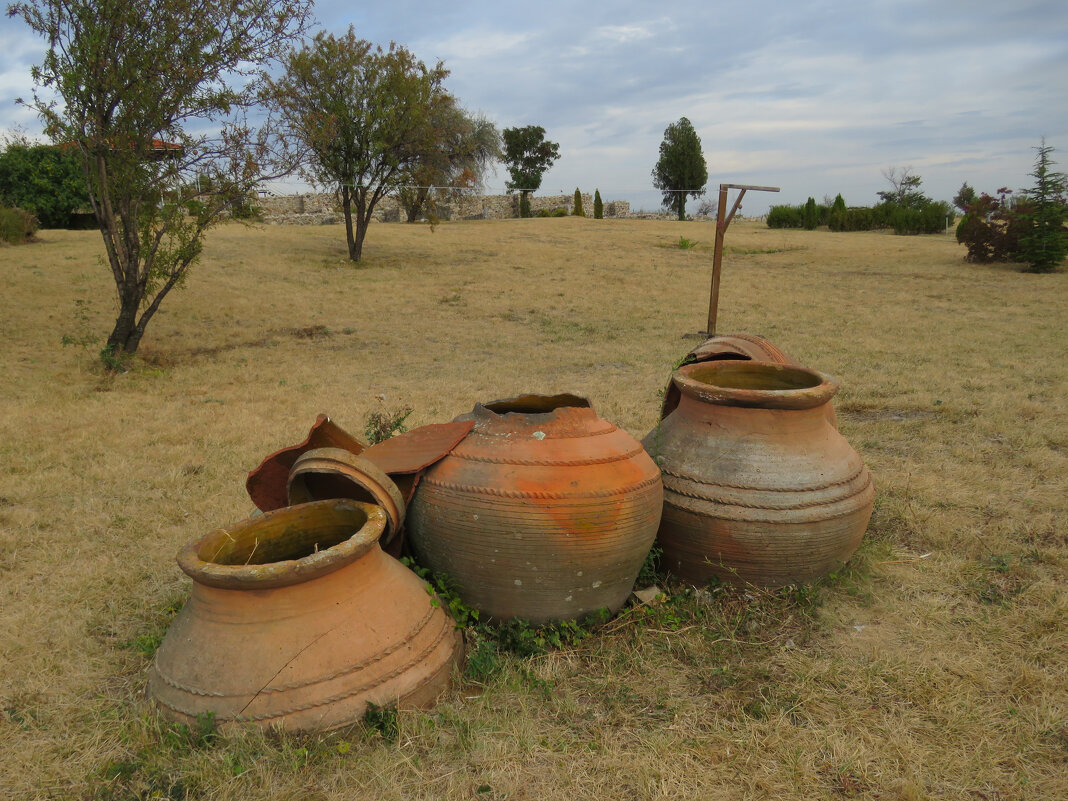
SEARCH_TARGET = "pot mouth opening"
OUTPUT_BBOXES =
[178,500,387,589]
[199,506,370,566]
[686,362,823,392]
[482,393,591,415]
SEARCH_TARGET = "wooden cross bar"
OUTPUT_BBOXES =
[706,183,780,336]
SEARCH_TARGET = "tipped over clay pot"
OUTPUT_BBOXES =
[147,499,461,731]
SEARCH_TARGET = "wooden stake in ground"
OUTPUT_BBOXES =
[707,183,780,335]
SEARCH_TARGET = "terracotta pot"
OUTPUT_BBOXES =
[147,499,461,732]
[287,448,407,548]
[407,394,663,624]
[643,362,874,587]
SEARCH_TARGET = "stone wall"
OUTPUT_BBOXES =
[258,191,630,224]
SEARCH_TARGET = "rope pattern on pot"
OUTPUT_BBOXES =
[419,473,662,500]
[152,614,454,723]
[661,464,866,494]
[663,470,872,511]
[450,444,644,467]
[152,606,438,699]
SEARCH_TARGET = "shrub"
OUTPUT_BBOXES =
[803,197,818,230]
[0,205,39,244]
[593,189,603,219]
[572,188,585,217]
[831,193,847,216]
[0,140,89,228]
[828,206,876,232]
[766,204,804,228]
[889,200,952,235]
[957,190,1032,263]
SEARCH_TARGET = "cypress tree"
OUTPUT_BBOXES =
[1016,140,1068,273]
[573,187,585,217]
[593,189,603,219]
[803,197,819,230]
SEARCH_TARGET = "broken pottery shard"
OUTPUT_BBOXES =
[361,421,475,475]
[633,585,663,605]
[246,415,367,512]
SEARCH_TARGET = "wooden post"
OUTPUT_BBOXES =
[705,183,780,336]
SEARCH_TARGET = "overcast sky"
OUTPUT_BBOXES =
[3,0,1067,213]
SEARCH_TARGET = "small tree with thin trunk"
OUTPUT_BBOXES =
[269,29,450,261]
[502,125,559,218]
[652,117,708,221]
[10,0,313,358]
[1016,140,1068,273]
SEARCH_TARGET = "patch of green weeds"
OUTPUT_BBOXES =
[163,712,218,751]
[363,404,413,444]
[971,552,1029,606]
[60,298,100,353]
[125,595,185,657]
[677,236,699,250]
[362,702,399,743]
[636,543,664,586]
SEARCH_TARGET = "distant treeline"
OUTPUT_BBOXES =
[767,193,953,235]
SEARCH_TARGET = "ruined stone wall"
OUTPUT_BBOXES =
[258,191,630,224]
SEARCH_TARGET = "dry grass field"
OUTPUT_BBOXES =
[1,217,1065,800]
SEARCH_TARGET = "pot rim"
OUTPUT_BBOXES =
[177,499,387,590]
[287,447,405,546]
[473,393,593,419]
[673,360,838,410]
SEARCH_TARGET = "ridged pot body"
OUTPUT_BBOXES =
[148,500,461,732]
[644,362,873,587]
[407,395,663,624]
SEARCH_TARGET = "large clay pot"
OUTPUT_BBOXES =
[643,362,874,587]
[407,394,663,624]
[148,499,462,732]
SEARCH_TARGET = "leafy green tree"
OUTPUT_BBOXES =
[397,103,501,223]
[1015,140,1068,273]
[502,126,560,217]
[270,29,450,260]
[0,136,88,228]
[877,166,927,208]
[652,117,707,221]
[953,182,977,214]
[9,0,312,358]
[831,193,847,216]
[803,197,819,230]
[572,188,585,217]
[593,189,603,219]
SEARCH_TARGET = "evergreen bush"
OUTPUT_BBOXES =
[803,197,819,230]
[572,188,585,217]
[593,189,603,219]
[767,204,804,228]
